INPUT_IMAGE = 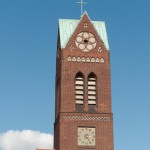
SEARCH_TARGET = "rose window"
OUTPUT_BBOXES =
[75,32,97,52]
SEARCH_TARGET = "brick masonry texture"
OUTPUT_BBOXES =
[54,13,114,150]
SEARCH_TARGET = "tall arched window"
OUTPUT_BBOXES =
[75,73,84,104]
[88,73,96,105]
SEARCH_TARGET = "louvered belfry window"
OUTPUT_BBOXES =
[88,74,96,105]
[75,73,84,104]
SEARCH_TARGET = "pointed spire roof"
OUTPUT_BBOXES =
[81,11,90,19]
[58,13,109,50]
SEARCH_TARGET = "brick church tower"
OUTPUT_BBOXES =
[54,12,114,150]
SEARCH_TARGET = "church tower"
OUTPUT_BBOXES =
[54,12,114,150]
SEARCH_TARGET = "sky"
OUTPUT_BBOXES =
[0,0,150,150]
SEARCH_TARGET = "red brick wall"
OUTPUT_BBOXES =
[54,14,114,150]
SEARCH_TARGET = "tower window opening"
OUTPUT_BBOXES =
[75,74,84,104]
[88,75,96,105]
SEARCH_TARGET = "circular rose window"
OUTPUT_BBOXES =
[75,32,97,52]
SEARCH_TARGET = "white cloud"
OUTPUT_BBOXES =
[0,130,53,150]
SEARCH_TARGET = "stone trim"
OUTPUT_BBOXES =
[63,116,111,121]
[67,56,104,63]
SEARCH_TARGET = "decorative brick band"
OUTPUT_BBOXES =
[63,116,111,121]
[67,56,104,63]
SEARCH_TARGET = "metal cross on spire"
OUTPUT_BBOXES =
[76,0,87,17]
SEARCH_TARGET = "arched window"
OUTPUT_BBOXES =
[88,73,96,105]
[75,73,84,104]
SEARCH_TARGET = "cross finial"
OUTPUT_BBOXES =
[76,0,87,17]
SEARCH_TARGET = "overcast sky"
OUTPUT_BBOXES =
[0,0,150,150]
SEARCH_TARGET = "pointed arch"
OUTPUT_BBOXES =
[75,72,84,105]
[87,73,97,105]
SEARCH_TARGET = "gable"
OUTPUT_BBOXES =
[59,15,109,50]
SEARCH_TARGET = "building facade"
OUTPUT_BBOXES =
[54,12,114,150]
